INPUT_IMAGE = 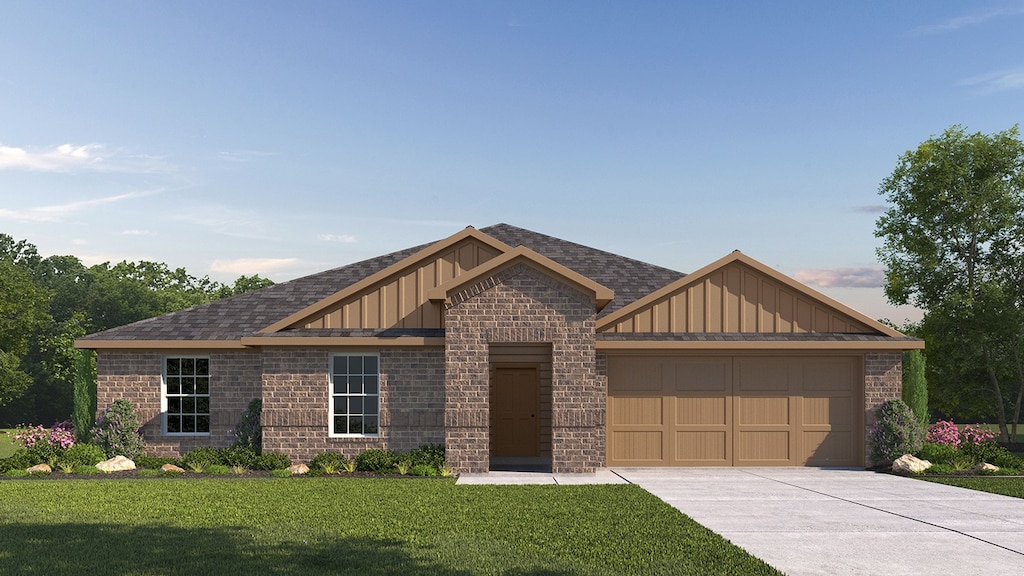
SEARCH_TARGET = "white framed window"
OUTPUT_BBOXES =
[163,357,211,435]
[330,354,379,436]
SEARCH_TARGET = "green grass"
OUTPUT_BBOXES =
[0,430,15,460]
[923,476,1024,499]
[0,477,780,576]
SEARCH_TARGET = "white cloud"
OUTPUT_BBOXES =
[0,143,172,173]
[0,190,159,222]
[793,267,884,288]
[317,233,357,243]
[210,257,301,275]
[122,229,155,236]
[912,5,1024,34]
[959,68,1024,93]
[852,205,885,214]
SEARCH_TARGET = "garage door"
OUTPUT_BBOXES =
[607,355,861,466]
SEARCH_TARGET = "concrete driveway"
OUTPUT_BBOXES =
[614,467,1024,576]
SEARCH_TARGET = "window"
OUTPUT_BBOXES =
[164,357,210,434]
[330,354,379,436]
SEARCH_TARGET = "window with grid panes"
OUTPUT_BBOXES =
[164,357,210,434]
[330,354,379,436]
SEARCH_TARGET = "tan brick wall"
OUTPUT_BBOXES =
[96,350,262,457]
[444,263,603,473]
[864,351,903,466]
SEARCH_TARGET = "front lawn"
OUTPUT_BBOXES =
[923,476,1024,499]
[0,477,780,575]
[0,430,15,459]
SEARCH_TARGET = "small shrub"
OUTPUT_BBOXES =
[869,399,925,465]
[395,459,411,475]
[4,469,29,478]
[231,465,247,475]
[917,441,958,465]
[406,444,445,469]
[961,441,1023,469]
[206,464,232,475]
[91,399,145,460]
[409,463,438,477]
[270,468,292,478]
[72,464,102,475]
[135,455,181,469]
[59,443,107,468]
[439,463,455,477]
[11,422,76,467]
[927,463,955,475]
[253,452,291,471]
[232,398,263,453]
[220,446,258,468]
[341,459,356,473]
[138,468,162,477]
[0,449,36,473]
[181,447,223,472]
[310,452,347,474]
[356,448,396,474]
[901,350,928,426]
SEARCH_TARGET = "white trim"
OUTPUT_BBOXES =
[328,353,381,438]
[161,355,212,436]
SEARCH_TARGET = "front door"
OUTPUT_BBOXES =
[491,367,540,457]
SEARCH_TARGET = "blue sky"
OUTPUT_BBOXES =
[2,2,1023,324]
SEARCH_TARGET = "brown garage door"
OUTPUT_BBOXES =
[607,355,862,466]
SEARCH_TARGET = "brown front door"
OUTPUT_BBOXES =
[491,367,540,457]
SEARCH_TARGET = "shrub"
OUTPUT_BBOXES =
[917,441,958,465]
[270,468,292,478]
[355,448,396,474]
[72,464,102,475]
[901,350,928,426]
[310,452,347,474]
[869,399,925,465]
[59,443,106,468]
[220,446,258,468]
[232,398,262,453]
[206,464,232,475]
[4,469,29,478]
[406,444,445,470]
[71,349,97,443]
[181,447,224,472]
[0,449,37,472]
[253,452,291,471]
[135,455,181,469]
[91,399,145,460]
[409,463,439,477]
[11,421,76,467]
[927,420,996,449]
[138,468,162,477]
[960,441,1023,469]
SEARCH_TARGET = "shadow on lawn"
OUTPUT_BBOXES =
[0,522,499,576]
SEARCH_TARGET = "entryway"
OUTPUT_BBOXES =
[489,359,552,472]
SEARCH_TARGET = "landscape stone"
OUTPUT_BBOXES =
[160,463,185,473]
[288,463,310,475]
[892,454,931,474]
[26,463,52,474]
[96,455,136,472]
[974,462,999,473]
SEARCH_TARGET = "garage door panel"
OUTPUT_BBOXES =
[610,431,663,462]
[608,358,663,391]
[736,359,790,392]
[802,396,852,427]
[803,430,854,464]
[610,396,663,426]
[737,396,790,426]
[676,396,727,425]
[802,358,858,391]
[676,431,728,463]
[672,358,730,392]
[737,430,791,462]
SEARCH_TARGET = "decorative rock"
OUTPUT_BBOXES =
[26,463,52,474]
[892,454,931,474]
[96,455,136,472]
[160,463,186,473]
[288,463,310,475]
[974,462,1000,473]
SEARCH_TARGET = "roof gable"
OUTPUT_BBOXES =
[597,251,902,337]
[426,245,615,310]
[261,227,512,333]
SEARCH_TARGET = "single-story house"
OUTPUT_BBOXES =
[76,223,922,473]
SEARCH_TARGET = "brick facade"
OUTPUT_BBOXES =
[864,351,903,465]
[443,263,604,473]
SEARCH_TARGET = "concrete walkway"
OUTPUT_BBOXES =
[456,469,628,485]
[616,467,1024,576]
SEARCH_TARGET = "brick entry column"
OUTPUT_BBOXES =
[443,264,604,473]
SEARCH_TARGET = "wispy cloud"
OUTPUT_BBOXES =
[852,205,885,214]
[122,229,155,236]
[317,233,357,243]
[959,68,1024,93]
[911,4,1024,34]
[793,267,884,288]
[0,190,159,222]
[169,204,270,239]
[0,143,171,173]
[210,257,301,275]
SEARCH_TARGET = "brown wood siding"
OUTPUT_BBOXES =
[603,262,873,334]
[301,238,500,330]
[489,343,553,457]
[607,354,863,466]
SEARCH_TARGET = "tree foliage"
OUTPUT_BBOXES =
[876,125,1024,439]
[0,232,274,425]
[902,349,928,426]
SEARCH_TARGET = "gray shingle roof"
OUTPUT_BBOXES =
[79,223,686,342]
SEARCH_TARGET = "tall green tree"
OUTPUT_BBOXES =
[0,243,52,405]
[902,349,928,426]
[876,125,1024,440]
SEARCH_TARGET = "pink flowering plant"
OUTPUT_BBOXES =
[11,420,77,466]
[926,420,995,448]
